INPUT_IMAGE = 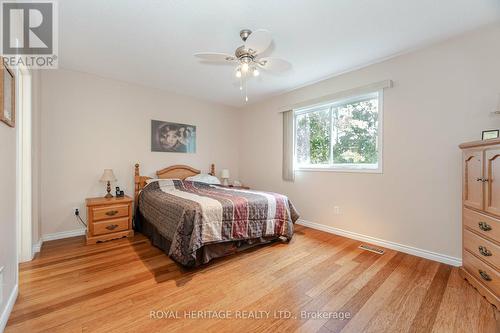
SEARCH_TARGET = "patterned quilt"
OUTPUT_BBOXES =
[138,180,299,266]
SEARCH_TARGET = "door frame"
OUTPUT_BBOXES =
[16,65,33,262]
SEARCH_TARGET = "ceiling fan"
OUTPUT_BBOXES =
[194,29,291,102]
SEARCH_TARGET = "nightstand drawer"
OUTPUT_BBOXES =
[93,204,129,221]
[93,217,129,235]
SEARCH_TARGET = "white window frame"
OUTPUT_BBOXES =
[293,90,384,174]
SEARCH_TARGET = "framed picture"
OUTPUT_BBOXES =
[151,120,196,153]
[0,59,15,127]
[482,129,499,140]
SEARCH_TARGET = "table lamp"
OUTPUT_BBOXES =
[221,169,230,186]
[100,169,117,198]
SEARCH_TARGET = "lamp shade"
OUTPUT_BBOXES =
[100,169,117,182]
[220,169,230,179]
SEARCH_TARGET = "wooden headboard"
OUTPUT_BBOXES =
[134,163,215,205]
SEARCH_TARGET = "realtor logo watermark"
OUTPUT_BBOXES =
[1,1,58,68]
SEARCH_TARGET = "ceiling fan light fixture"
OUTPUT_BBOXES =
[194,28,291,102]
[241,62,249,73]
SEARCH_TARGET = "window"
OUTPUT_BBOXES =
[294,91,382,172]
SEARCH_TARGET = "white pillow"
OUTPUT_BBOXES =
[185,174,221,185]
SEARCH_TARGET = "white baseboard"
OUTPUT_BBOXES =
[31,239,43,258]
[296,219,462,267]
[25,229,86,263]
[42,228,86,242]
[0,284,18,333]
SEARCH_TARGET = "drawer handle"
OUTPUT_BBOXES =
[105,224,119,231]
[105,210,119,216]
[479,270,492,282]
[476,178,490,183]
[479,246,493,257]
[478,222,492,232]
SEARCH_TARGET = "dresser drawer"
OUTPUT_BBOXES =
[463,250,500,295]
[92,204,129,221]
[464,229,500,270]
[463,208,500,242]
[93,217,129,235]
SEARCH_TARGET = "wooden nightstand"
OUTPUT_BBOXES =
[85,196,134,245]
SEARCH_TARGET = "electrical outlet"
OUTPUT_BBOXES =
[333,206,341,215]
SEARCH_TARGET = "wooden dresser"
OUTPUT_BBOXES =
[460,138,500,308]
[85,196,134,245]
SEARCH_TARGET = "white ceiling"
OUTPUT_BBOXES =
[59,0,500,107]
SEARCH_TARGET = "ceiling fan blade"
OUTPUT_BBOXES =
[194,52,236,62]
[245,29,272,54]
[258,57,291,72]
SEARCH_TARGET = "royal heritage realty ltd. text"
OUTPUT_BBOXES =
[150,310,352,320]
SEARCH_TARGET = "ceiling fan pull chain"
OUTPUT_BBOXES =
[245,76,248,102]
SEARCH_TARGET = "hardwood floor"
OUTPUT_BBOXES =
[5,225,499,332]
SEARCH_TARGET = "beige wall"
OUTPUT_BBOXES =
[238,23,500,260]
[0,115,17,328]
[40,69,241,235]
[0,80,17,327]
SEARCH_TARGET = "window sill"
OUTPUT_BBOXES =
[295,167,383,174]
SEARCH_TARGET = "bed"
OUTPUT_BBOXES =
[133,163,299,267]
